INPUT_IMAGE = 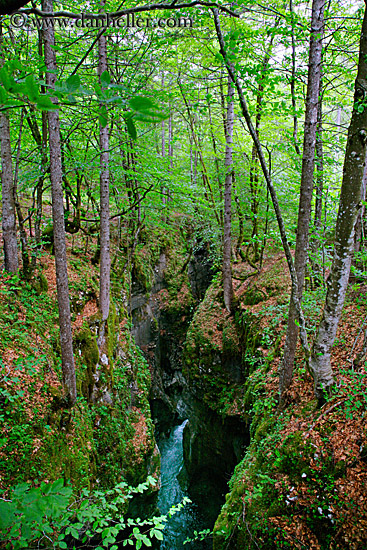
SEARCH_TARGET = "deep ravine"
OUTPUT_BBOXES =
[157,420,215,550]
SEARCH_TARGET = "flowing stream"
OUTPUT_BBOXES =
[157,420,219,549]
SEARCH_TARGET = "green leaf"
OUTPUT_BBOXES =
[51,479,64,492]
[0,500,15,529]
[100,71,111,87]
[0,67,13,91]
[153,529,163,541]
[66,74,80,93]
[125,115,137,140]
[129,96,155,112]
[36,95,58,111]
[25,75,39,102]
[99,105,108,128]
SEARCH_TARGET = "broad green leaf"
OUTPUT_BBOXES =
[51,479,64,492]
[100,71,111,87]
[99,105,108,128]
[0,67,13,92]
[0,501,15,528]
[66,74,80,93]
[25,75,39,102]
[125,116,137,140]
[129,96,156,113]
[36,95,58,111]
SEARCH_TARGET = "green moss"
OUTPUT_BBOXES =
[74,325,99,398]
[106,301,117,364]
[31,273,48,294]
[243,287,267,306]
[41,224,54,251]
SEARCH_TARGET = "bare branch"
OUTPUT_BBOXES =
[19,1,239,18]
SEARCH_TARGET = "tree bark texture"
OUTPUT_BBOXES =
[98,2,111,322]
[0,111,18,273]
[223,72,234,313]
[310,1,367,400]
[290,0,301,156]
[43,0,76,406]
[279,0,325,397]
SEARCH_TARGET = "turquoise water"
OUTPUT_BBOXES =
[157,421,216,550]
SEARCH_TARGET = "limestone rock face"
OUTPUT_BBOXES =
[130,244,249,522]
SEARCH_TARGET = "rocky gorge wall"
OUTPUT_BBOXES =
[0,247,160,499]
[129,237,250,525]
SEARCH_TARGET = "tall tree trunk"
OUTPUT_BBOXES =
[98,0,111,322]
[310,1,367,400]
[207,89,224,227]
[290,0,301,156]
[168,110,173,201]
[279,0,325,397]
[0,110,18,274]
[0,24,18,273]
[13,110,31,279]
[213,8,311,363]
[310,98,324,286]
[223,73,234,313]
[353,152,367,260]
[42,0,76,406]
[179,79,221,226]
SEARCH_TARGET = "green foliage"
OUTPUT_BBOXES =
[0,477,190,550]
[184,528,211,544]
[338,366,367,419]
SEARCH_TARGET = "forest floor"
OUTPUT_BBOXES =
[1,227,367,549]
[212,254,367,550]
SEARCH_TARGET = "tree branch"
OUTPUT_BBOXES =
[19,1,239,18]
[212,7,311,361]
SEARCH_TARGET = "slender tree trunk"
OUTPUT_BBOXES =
[179,80,221,226]
[0,111,18,274]
[353,152,367,260]
[0,25,18,273]
[43,0,76,406]
[213,8,311,362]
[290,0,301,156]
[314,100,324,238]
[98,0,111,322]
[310,98,324,286]
[168,110,173,201]
[310,1,367,400]
[223,73,234,313]
[13,110,30,278]
[207,89,224,227]
[279,0,325,397]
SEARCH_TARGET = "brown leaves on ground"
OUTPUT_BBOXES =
[125,407,152,465]
[228,254,367,549]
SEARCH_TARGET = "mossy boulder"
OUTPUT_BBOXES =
[74,325,99,400]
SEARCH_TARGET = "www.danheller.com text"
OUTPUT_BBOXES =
[9,12,194,30]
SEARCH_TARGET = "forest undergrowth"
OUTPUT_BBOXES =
[212,256,367,550]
